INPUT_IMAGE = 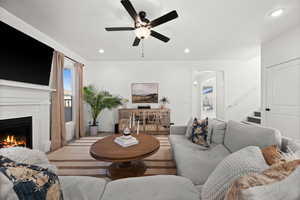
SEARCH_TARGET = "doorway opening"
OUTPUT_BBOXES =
[192,71,225,120]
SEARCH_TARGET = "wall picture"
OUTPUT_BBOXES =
[202,86,214,111]
[132,83,159,103]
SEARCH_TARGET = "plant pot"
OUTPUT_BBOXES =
[90,125,98,136]
[160,103,167,109]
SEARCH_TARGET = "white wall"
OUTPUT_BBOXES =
[261,26,300,125]
[262,26,300,68]
[85,58,261,132]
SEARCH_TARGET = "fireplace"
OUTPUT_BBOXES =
[0,117,32,148]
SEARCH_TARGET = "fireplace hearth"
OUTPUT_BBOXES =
[0,117,32,148]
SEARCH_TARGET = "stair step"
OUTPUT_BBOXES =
[247,116,261,124]
[254,111,261,117]
[242,121,260,126]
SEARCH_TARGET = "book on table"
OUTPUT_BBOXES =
[114,136,139,147]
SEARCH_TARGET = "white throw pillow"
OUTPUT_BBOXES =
[201,146,269,200]
[241,166,300,200]
[208,119,226,144]
[185,118,194,138]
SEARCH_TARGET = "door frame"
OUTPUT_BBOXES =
[191,70,225,120]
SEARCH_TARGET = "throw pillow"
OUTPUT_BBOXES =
[0,147,57,173]
[208,119,227,144]
[224,120,282,153]
[185,118,194,138]
[261,145,285,165]
[190,118,209,148]
[201,146,269,200]
[0,155,63,200]
[225,160,300,200]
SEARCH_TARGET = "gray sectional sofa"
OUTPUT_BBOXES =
[1,119,299,200]
[170,120,287,188]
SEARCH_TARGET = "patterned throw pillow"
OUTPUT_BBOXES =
[190,118,210,148]
[0,155,63,200]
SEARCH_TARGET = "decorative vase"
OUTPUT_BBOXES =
[90,125,98,136]
[160,102,167,109]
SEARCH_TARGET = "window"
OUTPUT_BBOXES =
[64,68,73,122]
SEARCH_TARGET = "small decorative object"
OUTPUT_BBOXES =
[84,85,122,136]
[138,105,151,109]
[123,127,131,137]
[114,134,139,147]
[137,120,140,135]
[121,98,129,108]
[132,83,159,103]
[159,96,170,109]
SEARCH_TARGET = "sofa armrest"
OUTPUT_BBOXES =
[171,126,187,135]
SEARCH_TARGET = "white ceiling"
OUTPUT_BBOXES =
[1,0,299,61]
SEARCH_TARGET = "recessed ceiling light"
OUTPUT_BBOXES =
[270,9,284,18]
[184,48,190,54]
[98,49,105,54]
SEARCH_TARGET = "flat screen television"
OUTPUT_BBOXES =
[0,21,54,86]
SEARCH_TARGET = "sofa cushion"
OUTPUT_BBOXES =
[201,146,269,200]
[101,175,199,200]
[224,120,282,153]
[59,176,107,200]
[170,135,230,185]
[208,119,227,144]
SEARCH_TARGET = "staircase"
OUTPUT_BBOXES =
[243,110,261,125]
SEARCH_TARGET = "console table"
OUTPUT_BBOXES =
[118,108,170,135]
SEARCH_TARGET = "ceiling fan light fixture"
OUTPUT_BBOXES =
[135,27,151,39]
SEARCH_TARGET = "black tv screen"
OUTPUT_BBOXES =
[0,21,54,86]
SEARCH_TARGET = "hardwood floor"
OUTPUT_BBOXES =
[47,134,176,178]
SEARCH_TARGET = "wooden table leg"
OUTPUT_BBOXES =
[108,160,147,180]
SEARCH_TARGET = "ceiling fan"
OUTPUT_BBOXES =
[105,0,179,46]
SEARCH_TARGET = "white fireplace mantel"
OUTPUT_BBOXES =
[0,79,52,152]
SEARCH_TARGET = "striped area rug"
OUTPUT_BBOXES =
[47,135,176,178]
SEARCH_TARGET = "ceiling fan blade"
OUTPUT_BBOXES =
[150,30,170,42]
[133,37,141,46]
[121,0,138,21]
[105,27,135,31]
[150,10,178,28]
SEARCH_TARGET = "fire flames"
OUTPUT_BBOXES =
[0,135,26,148]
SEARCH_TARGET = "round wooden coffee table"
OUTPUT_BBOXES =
[90,134,160,180]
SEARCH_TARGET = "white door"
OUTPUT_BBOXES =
[265,59,300,139]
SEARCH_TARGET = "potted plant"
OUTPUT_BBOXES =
[83,85,122,136]
[159,96,170,109]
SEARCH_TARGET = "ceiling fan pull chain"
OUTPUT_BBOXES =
[141,39,145,58]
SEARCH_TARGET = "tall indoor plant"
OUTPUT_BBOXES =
[84,85,122,135]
